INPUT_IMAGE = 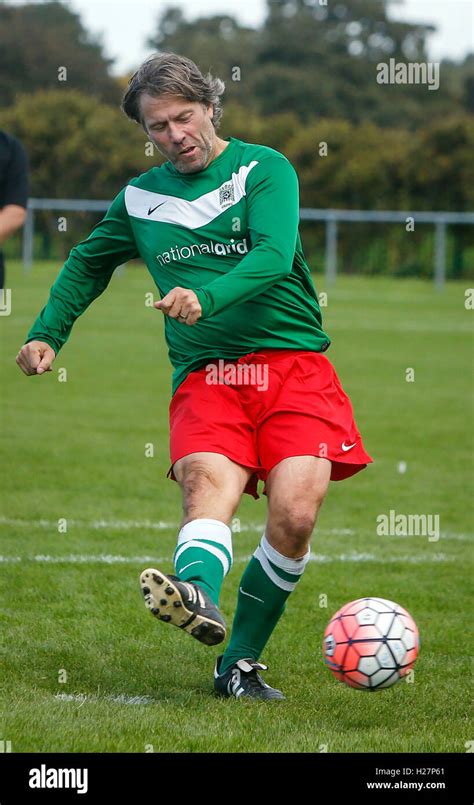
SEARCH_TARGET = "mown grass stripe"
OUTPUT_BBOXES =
[0,517,470,540]
[0,552,455,564]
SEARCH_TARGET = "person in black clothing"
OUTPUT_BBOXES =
[0,131,29,290]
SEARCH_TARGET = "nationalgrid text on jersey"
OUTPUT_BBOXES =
[156,237,249,266]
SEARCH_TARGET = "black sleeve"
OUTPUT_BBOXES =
[0,134,29,209]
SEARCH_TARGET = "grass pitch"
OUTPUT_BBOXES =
[1,261,472,752]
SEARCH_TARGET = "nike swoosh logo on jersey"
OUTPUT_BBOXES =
[239,586,264,603]
[147,202,166,215]
[341,441,357,451]
[125,161,259,229]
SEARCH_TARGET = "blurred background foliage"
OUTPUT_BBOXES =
[0,0,472,276]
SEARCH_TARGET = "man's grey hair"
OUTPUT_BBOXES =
[121,52,225,130]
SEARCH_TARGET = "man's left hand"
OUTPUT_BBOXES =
[154,287,202,325]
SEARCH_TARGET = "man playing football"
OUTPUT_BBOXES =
[16,53,372,701]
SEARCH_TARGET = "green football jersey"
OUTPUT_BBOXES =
[26,136,331,394]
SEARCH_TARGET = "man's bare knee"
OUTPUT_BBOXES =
[180,460,220,495]
[172,453,252,524]
[267,504,318,556]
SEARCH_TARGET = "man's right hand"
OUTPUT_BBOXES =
[16,341,56,376]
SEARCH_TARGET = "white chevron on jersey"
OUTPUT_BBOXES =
[124,161,259,229]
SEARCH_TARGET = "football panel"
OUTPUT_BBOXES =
[365,598,394,613]
[338,598,367,617]
[323,633,337,658]
[354,623,384,641]
[388,615,405,639]
[358,656,380,676]
[324,618,350,643]
[356,607,378,626]
[339,614,359,640]
[387,639,407,665]
[394,602,416,621]
[343,645,362,671]
[329,668,345,683]
[332,640,350,667]
[376,612,397,636]
[353,640,380,658]
[401,646,419,669]
[344,670,370,689]
[376,643,398,669]
[370,667,400,688]
[402,627,417,651]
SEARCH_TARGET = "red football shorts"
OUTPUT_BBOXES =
[168,349,373,499]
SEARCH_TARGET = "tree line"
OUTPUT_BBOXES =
[0,0,472,277]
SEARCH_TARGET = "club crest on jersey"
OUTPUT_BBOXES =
[219,182,234,210]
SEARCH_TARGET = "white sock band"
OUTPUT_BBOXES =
[254,546,296,591]
[260,533,311,575]
[175,518,233,575]
[253,534,311,592]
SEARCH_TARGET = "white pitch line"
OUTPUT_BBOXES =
[54,693,155,706]
[378,531,471,542]
[0,515,266,532]
[0,554,167,564]
[0,516,179,531]
[0,516,470,540]
[0,552,455,564]
[309,552,454,564]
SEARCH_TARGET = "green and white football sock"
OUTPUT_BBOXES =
[219,533,311,674]
[173,518,232,606]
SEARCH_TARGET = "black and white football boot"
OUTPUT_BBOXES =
[214,655,286,701]
[140,568,226,646]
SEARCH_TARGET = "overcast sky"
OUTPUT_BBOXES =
[6,0,474,75]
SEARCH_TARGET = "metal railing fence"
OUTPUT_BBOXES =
[22,199,474,288]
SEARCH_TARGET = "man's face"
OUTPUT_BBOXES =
[140,94,217,174]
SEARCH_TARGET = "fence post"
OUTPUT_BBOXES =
[434,220,446,290]
[326,216,337,284]
[22,207,34,272]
